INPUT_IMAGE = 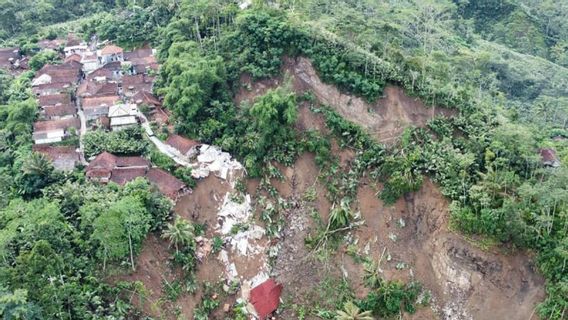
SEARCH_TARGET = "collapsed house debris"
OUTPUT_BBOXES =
[248,278,283,319]
[191,144,244,183]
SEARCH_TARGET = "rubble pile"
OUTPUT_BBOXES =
[191,144,243,183]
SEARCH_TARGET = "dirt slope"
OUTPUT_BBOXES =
[355,179,545,320]
[237,56,456,144]
[236,64,544,319]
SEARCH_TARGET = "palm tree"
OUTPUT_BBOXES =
[162,217,194,253]
[336,301,374,320]
[22,152,53,177]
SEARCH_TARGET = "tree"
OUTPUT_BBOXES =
[89,196,151,270]
[0,287,41,320]
[28,50,59,71]
[161,216,194,253]
[336,301,374,320]
[17,152,54,197]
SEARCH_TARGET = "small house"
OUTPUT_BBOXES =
[98,44,124,65]
[32,145,80,171]
[540,148,561,168]
[166,134,200,158]
[108,104,139,130]
[32,117,80,144]
[82,95,120,120]
[146,168,188,200]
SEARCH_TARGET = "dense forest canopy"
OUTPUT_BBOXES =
[0,0,567,319]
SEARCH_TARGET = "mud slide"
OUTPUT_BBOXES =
[355,179,545,319]
[237,56,456,144]
[269,152,544,320]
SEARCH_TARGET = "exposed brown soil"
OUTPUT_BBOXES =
[123,56,543,319]
[236,56,456,144]
[351,179,545,320]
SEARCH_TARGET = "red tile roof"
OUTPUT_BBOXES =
[36,64,81,84]
[33,82,72,95]
[146,168,186,199]
[249,279,283,319]
[32,145,79,171]
[101,44,124,55]
[116,156,150,168]
[32,145,79,161]
[86,152,117,172]
[82,95,120,108]
[110,167,147,185]
[77,81,119,97]
[43,104,76,118]
[124,48,154,60]
[540,148,561,167]
[132,90,161,106]
[166,135,200,155]
[33,117,79,132]
[65,54,82,63]
[87,68,114,81]
[123,74,145,85]
[38,94,71,107]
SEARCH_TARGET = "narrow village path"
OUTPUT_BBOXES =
[77,108,88,165]
[138,112,192,167]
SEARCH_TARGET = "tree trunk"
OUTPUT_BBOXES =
[129,233,135,271]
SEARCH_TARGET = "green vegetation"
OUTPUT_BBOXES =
[83,127,149,158]
[1,0,568,318]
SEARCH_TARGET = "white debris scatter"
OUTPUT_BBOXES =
[216,193,266,256]
[217,193,252,234]
[191,144,243,183]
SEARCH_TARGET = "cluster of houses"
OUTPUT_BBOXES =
[85,151,189,199]
[31,33,163,145]
[0,33,191,200]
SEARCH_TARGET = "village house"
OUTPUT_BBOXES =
[32,145,80,171]
[145,168,188,200]
[82,95,120,120]
[77,81,119,98]
[38,93,72,107]
[108,103,139,130]
[63,44,89,57]
[32,117,80,144]
[124,47,159,75]
[98,44,124,65]
[540,148,561,168]
[86,152,149,184]
[80,52,99,73]
[166,134,201,159]
[33,82,73,96]
[40,104,77,120]
[132,90,161,109]
[122,74,155,98]
[63,34,88,57]
[32,61,82,88]
[85,152,188,199]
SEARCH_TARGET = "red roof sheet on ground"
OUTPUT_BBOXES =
[249,279,283,319]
